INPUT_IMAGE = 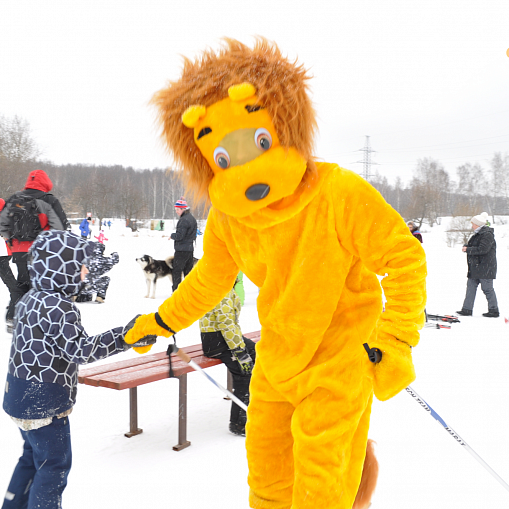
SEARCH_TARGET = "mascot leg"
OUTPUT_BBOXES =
[247,364,373,509]
[247,366,295,509]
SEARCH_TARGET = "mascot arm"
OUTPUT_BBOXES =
[125,214,239,350]
[336,171,427,401]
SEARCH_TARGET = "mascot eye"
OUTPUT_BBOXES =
[254,128,272,151]
[213,147,231,169]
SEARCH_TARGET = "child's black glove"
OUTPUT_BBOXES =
[231,346,254,375]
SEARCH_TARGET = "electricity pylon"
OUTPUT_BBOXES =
[355,135,379,181]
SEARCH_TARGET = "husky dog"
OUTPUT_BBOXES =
[136,254,199,298]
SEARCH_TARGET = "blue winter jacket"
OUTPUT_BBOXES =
[79,218,90,237]
[3,230,129,420]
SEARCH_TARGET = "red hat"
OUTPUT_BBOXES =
[174,197,188,209]
[24,170,53,193]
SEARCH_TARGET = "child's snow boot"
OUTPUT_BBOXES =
[229,422,246,436]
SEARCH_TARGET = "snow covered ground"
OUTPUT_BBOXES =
[1,218,509,508]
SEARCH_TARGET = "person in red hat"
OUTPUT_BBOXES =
[0,170,69,331]
[170,197,197,291]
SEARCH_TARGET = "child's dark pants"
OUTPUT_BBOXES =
[201,332,256,427]
[2,417,72,509]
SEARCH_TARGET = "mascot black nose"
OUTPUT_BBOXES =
[245,184,270,201]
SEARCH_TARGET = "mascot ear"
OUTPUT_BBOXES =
[228,82,256,102]
[182,105,207,128]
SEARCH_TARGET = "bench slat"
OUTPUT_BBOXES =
[78,330,261,390]
[81,355,223,389]
[89,356,221,390]
[78,344,205,382]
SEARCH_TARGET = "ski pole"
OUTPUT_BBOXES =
[170,345,248,411]
[363,343,509,493]
[405,385,509,493]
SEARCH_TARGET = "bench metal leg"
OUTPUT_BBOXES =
[125,387,143,438]
[173,374,191,451]
[224,369,233,400]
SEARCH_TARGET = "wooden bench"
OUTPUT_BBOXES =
[78,330,260,451]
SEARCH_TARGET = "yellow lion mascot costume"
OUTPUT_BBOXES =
[126,39,427,509]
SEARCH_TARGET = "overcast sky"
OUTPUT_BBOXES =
[1,0,508,183]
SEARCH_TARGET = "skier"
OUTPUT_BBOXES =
[74,243,119,304]
[1,230,154,509]
[457,212,499,317]
[199,282,255,436]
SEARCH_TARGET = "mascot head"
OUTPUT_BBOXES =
[152,39,317,218]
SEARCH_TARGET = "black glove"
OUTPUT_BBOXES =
[122,314,157,351]
[231,346,254,375]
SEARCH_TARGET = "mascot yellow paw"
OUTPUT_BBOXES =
[124,313,172,345]
[372,336,416,401]
[133,345,153,354]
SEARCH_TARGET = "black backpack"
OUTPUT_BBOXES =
[6,194,42,241]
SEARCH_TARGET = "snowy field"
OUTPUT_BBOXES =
[2,218,509,508]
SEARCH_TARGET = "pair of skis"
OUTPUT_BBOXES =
[425,312,460,329]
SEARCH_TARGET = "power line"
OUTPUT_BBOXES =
[368,109,509,138]
[376,134,509,153]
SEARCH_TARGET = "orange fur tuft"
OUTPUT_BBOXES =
[151,38,318,204]
[353,439,379,509]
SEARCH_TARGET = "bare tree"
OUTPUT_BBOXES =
[488,152,509,220]
[117,173,148,230]
[0,114,41,196]
[403,158,449,226]
[456,162,485,213]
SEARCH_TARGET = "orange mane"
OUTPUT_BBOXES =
[152,38,318,203]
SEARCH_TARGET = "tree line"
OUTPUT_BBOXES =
[1,113,508,229]
[0,114,209,228]
[369,153,509,228]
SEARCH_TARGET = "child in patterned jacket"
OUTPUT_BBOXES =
[199,283,256,436]
[2,230,154,509]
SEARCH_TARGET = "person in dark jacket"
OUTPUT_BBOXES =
[457,212,499,317]
[0,170,69,331]
[169,197,197,292]
[2,230,154,509]
[406,221,423,243]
